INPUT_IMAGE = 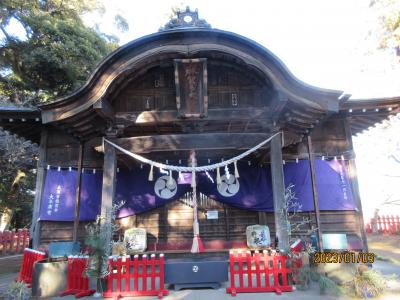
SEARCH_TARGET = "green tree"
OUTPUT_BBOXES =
[368,0,400,60]
[0,0,128,104]
[0,0,129,229]
[0,130,37,230]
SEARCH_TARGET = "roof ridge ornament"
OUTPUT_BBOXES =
[160,6,211,31]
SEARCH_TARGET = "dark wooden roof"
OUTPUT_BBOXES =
[0,107,42,143]
[339,96,400,135]
[34,28,344,141]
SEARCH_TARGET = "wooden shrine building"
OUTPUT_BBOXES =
[1,8,399,253]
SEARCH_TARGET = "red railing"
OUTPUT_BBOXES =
[16,248,47,287]
[60,256,95,298]
[103,254,169,299]
[226,250,293,296]
[0,229,30,255]
[365,215,400,235]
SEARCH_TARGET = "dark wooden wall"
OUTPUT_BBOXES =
[283,117,351,158]
[112,61,271,113]
[45,127,103,168]
[37,57,364,251]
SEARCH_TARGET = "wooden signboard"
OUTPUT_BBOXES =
[246,225,271,249]
[123,228,147,254]
[206,210,218,219]
[174,58,208,118]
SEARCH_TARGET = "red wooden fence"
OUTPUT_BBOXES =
[226,250,293,296]
[60,256,95,298]
[16,248,47,287]
[365,215,400,235]
[0,229,30,255]
[103,254,169,299]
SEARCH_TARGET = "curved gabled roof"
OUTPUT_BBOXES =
[39,28,344,124]
[1,26,398,142]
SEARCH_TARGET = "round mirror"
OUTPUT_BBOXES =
[183,15,193,23]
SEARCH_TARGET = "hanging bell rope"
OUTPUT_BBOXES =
[189,150,204,253]
[104,132,281,173]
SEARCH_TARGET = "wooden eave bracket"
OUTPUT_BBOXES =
[93,98,115,122]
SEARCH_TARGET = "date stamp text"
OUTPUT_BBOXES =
[313,252,375,264]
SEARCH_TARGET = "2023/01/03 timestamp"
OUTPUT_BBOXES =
[313,252,375,264]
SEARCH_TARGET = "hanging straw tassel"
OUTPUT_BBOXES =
[168,170,173,186]
[191,220,199,253]
[148,164,154,181]
[191,192,205,253]
[216,167,222,185]
[191,220,205,253]
[234,161,240,179]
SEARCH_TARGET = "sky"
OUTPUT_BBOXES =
[353,115,400,220]
[84,0,400,99]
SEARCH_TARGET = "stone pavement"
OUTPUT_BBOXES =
[0,253,399,299]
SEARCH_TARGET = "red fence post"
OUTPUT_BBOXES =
[369,215,400,236]
[226,250,293,297]
[60,256,95,298]
[16,248,46,286]
[0,229,30,255]
[15,230,21,253]
[396,215,400,234]
[103,254,168,299]
[150,254,156,292]
[159,253,167,299]
[227,251,236,296]
[246,251,252,288]
[0,231,3,255]
[4,231,9,253]
[254,251,261,288]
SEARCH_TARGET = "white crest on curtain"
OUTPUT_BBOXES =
[217,175,240,197]
[154,175,177,199]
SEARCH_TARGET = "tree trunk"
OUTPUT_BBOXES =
[0,208,13,231]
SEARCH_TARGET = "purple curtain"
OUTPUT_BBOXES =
[39,170,101,221]
[314,160,355,210]
[197,163,274,211]
[39,160,356,221]
[115,167,191,218]
[283,160,355,211]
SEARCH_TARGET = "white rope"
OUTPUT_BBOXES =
[104,132,280,172]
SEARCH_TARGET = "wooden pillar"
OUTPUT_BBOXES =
[270,132,289,250]
[224,204,230,240]
[344,121,369,252]
[100,140,117,255]
[258,212,268,225]
[72,142,84,242]
[307,135,324,250]
[31,128,48,249]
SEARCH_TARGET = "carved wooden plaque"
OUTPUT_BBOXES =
[174,58,208,118]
